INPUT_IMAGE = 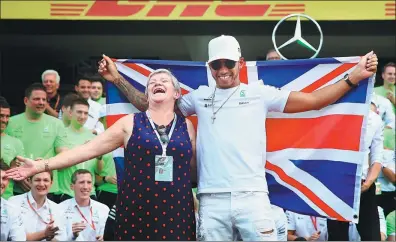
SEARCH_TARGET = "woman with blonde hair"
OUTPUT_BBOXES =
[7,62,197,241]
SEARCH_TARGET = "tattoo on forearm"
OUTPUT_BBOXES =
[114,76,149,112]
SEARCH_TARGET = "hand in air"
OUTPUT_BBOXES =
[98,54,120,83]
[349,51,378,84]
[5,156,40,181]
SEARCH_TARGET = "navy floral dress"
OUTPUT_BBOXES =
[114,112,196,240]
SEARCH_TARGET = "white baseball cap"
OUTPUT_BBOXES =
[208,35,241,63]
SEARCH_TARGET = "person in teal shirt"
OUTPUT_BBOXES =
[0,97,25,199]
[375,62,395,113]
[57,98,101,202]
[5,84,68,200]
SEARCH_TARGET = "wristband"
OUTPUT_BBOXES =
[294,237,307,241]
[44,159,50,172]
[344,74,358,88]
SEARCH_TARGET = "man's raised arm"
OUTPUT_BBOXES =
[98,54,149,112]
[284,51,378,113]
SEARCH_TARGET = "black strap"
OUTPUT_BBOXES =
[344,75,358,88]
[294,237,307,241]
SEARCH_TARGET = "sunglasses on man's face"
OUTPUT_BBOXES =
[209,59,237,71]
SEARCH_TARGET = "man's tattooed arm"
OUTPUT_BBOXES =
[113,75,149,112]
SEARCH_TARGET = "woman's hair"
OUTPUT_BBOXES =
[145,69,181,98]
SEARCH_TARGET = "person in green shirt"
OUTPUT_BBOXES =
[0,97,25,199]
[90,79,106,105]
[58,98,101,202]
[90,78,107,130]
[375,62,395,113]
[383,128,395,150]
[96,152,118,208]
[386,210,395,241]
[5,83,68,201]
[59,93,79,127]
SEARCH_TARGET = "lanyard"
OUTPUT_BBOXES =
[26,194,53,225]
[310,216,318,231]
[54,94,60,110]
[75,205,96,230]
[146,111,177,156]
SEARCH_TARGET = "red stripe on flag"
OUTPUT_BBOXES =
[265,160,347,221]
[181,88,190,95]
[266,114,363,152]
[107,114,128,128]
[301,63,356,93]
[122,63,151,77]
[240,63,248,84]
[186,116,198,132]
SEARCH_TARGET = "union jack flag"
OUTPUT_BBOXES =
[105,57,374,223]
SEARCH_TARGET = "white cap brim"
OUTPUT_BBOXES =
[208,54,239,63]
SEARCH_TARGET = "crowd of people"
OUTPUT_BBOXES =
[0,35,395,241]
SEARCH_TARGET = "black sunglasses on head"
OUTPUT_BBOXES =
[209,59,237,71]
[157,125,169,144]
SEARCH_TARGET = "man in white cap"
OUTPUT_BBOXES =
[95,35,378,241]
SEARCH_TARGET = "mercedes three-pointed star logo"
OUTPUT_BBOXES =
[272,13,323,60]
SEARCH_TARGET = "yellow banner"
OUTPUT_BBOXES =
[1,1,394,20]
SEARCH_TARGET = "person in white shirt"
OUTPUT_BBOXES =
[377,149,395,217]
[7,36,379,241]
[372,93,395,129]
[97,36,377,241]
[0,159,26,241]
[286,210,328,241]
[349,206,387,241]
[327,102,384,241]
[59,169,109,241]
[9,171,67,241]
[272,205,288,241]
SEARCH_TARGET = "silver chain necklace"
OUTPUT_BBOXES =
[211,85,240,124]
